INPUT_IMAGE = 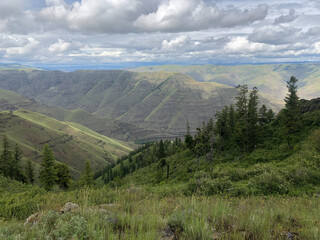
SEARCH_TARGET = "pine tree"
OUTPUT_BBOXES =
[55,163,71,190]
[39,144,56,191]
[185,120,194,150]
[258,105,268,126]
[80,160,94,186]
[282,76,301,149]
[235,85,249,152]
[248,87,259,151]
[26,159,35,185]
[266,109,275,123]
[229,105,236,133]
[0,135,12,177]
[158,140,165,160]
[12,144,23,180]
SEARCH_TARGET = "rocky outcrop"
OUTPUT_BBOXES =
[60,202,79,214]
[24,212,43,226]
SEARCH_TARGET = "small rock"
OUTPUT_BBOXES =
[212,232,222,240]
[60,202,79,214]
[161,225,175,240]
[24,212,42,226]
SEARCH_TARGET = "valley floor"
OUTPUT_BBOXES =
[1,185,319,240]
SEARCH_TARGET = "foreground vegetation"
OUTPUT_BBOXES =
[1,185,320,239]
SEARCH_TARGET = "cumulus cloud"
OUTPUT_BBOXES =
[49,39,72,53]
[2,37,39,56]
[134,0,268,32]
[32,0,269,33]
[249,26,301,45]
[224,36,282,53]
[273,9,297,24]
[40,0,141,33]
[161,36,190,50]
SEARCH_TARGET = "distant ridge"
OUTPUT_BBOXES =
[0,63,42,71]
[131,63,320,106]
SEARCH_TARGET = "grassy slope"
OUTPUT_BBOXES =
[0,88,164,143]
[1,178,320,239]
[132,63,320,107]
[0,109,131,177]
[0,70,237,136]
[100,109,320,198]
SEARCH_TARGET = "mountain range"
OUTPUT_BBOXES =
[132,63,320,106]
[0,69,237,137]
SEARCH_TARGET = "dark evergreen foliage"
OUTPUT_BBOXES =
[39,144,56,191]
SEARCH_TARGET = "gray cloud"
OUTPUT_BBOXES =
[0,0,23,19]
[273,8,297,24]
[308,27,320,35]
[134,1,268,32]
[249,26,301,45]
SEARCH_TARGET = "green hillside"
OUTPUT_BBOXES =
[0,70,237,136]
[0,89,165,143]
[132,63,320,107]
[0,109,131,178]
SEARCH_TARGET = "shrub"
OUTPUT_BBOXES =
[187,171,232,196]
[52,214,88,240]
[249,170,291,195]
[309,129,320,152]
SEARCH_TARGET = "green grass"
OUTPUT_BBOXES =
[0,183,320,239]
[0,109,131,178]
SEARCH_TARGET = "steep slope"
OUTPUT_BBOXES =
[0,64,41,71]
[0,89,165,143]
[0,70,237,136]
[132,63,320,107]
[0,109,131,178]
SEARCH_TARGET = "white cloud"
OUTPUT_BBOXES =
[3,37,39,56]
[161,36,190,50]
[134,0,268,32]
[49,39,71,52]
[224,36,276,53]
[40,0,140,33]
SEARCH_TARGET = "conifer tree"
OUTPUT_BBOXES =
[39,144,56,191]
[185,120,194,150]
[0,135,12,177]
[26,159,35,185]
[282,76,301,149]
[80,160,94,186]
[158,140,166,160]
[248,87,259,150]
[229,105,236,133]
[12,144,23,180]
[235,85,249,152]
[258,105,268,126]
[55,163,71,190]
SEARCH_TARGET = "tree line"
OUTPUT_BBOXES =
[0,139,94,191]
[184,76,302,157]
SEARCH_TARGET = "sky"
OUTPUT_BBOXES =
[0,0,320,70]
